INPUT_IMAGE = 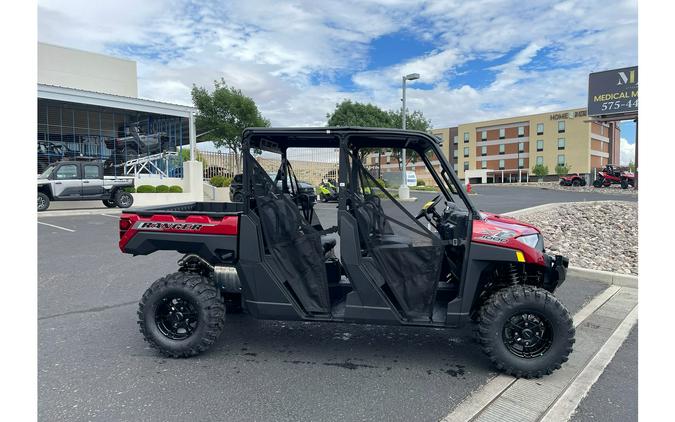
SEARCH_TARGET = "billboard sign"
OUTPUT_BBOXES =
[588,66,638,117]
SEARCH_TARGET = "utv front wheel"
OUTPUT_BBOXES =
[102,199,117,208]
[478,285,574,378]
[138,272,226,358]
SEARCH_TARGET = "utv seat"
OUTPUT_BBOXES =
[355,195,412,247]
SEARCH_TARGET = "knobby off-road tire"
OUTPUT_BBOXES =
[38,192,50,212]
[232,192,243,202]
[572,179,581,187]
[138,272,226,358]
[592,179,603,188]
[102,199,117,208]
[478,285,574,378]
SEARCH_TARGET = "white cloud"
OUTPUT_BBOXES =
[620,137,635,166]
[37,0,638,128]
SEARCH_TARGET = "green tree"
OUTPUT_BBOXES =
[179,148,207,168]
[326,100,432,172]
[191,79,270,171]
[628,161,636,172]
[555,164,571,176]
[532,164,549,177]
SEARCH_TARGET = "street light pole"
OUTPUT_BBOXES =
[399,73,419,200]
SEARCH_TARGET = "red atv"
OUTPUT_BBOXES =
[593,165,634,189]
[559,173,587,187]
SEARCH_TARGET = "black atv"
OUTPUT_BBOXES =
[119,127,572,378]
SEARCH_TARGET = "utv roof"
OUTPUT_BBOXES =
[243,127,441,149]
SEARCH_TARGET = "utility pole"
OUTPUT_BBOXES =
[399,73,419,200]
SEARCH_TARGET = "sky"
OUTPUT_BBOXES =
[38,0,638,163]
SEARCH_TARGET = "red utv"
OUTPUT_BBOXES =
[559,173,587,187]
[118,127,573,378]
[593,165,634,189]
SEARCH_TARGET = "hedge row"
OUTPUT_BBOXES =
[135,185,183,193]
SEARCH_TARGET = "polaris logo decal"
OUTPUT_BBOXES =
[479,229,516,243]
[134,221,216,231]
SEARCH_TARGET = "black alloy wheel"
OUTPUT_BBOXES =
[502,311,553,358]
[155,295,199,340]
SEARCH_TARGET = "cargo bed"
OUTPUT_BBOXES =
[125,201,244,218]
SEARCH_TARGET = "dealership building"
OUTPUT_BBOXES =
[431,108,621,183]
[37,42,203,196]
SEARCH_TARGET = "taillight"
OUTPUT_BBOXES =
[119,218,132,238]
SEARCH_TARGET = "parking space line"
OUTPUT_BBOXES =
[540,305,638,422]
[37,221,75,232]
[442,284,625,422]
[100,213,120,219]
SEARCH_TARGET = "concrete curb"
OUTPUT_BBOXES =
[568,266,638,288]
[501,202,563,217]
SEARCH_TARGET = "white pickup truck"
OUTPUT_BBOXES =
[38,161,135,211]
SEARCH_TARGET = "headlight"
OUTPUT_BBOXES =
[516,234,539,249]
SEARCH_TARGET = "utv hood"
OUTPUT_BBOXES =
[472,211,540,247]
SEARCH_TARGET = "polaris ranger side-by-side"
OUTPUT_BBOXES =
[119,128,572,378]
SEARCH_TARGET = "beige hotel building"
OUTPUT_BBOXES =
[431,108,621,182]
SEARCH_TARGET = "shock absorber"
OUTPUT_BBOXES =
[501,264,521,285]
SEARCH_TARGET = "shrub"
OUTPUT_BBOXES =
[532,164,549,177]
[169,185,183,193]
[123,186,136,193]
[416,180,426,186]
[210,175,232,187]
[136,185,156,193]
[155,185,170,193]
[555,164,571,176]
[210,175,225,187]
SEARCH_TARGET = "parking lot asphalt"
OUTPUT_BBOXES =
[39,213,610,422]
[571,325,638,422]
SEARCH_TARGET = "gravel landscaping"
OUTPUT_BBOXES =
[513,201,638,275]
[481,182,638,196]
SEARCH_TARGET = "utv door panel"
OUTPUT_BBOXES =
[52,164,82,197]
[82,164,104,196]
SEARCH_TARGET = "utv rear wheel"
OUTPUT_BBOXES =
[138,272,226,358]
[102,199,117,208]
[38,192,50,212]
[592,179,603,188]
[478,285,574,378]
[115,191,134,208]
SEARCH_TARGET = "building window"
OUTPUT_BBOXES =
[558,154,565,166]
[518,158,524,169]
[463,147,469,157]
[499,128,505,139]
[464,161,469,171]
[518,126,525,137]
[537,123,544,135]
[536,156,544,165]
[481,146,487,156]
[558,138,565,150]
[537,139,544,151]
[499,159,505,170]
[453,135,458,144]
[558,120,565,133]
[464,132,469,142]
[453,149,458,158]
[518,142,525,153]
[499,144,505,155]
[481,160,487,169]
[481,130,487,141]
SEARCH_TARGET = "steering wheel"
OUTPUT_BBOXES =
[415,194,443,224]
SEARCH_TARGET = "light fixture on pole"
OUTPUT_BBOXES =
[399,73,420,200]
